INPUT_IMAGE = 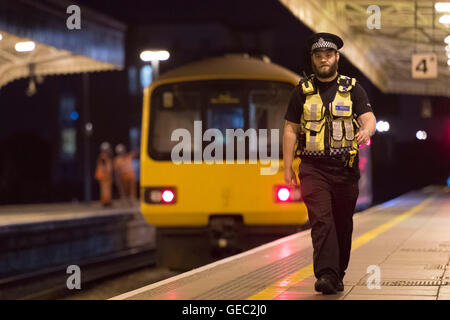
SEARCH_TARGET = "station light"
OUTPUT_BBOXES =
[435,2,450,12]
[140,65,152,88]
[70,111,79,121]
[376,120,390,133]
[140,50,170,62]
[439,14,450,25]
[445,35,450,44]
[0,34,2,41]
[416,130,427,140]
[15,41,35,52]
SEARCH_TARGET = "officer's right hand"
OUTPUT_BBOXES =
[284,167,299,186]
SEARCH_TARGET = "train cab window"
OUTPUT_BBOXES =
[249,84,292,158]
[148,80,293,161]
[150,84,202,158]
[207,107,244,145]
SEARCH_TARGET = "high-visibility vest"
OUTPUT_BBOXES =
[114,155,136,180]
[297,74,360,157]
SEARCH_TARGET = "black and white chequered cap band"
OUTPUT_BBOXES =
[311,37,338,51]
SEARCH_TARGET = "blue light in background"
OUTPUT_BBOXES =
[447,176,450,187]
[70,111,79,121]
[140,65,152,88]
[128,66,138,95]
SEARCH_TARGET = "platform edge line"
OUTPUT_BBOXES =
[246,194,437,300]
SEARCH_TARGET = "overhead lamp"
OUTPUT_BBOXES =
[416,130,427,140]
[376,120,390,133]
[435,2,450,12]
[140,50,170,62]
[439,14,450,24]
[15,41,35,52]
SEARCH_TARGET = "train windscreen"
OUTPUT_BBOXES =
[148,80,293,161]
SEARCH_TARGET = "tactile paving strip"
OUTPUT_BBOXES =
[126,246,312,300]
[400,248,450,253]
[194,249,312,300]
[356,280,449,286]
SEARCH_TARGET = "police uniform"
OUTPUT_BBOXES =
[284,33,373,293]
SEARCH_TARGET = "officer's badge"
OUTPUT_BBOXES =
[317,38,326,47]
[335,105,350,111]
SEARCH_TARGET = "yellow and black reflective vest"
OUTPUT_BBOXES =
[296,74,360,159]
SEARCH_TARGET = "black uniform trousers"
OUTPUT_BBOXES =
[298,159,359,283]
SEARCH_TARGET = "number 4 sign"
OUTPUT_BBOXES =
[411,53,438,79]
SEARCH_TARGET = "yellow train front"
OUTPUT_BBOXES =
[140,54,309,270]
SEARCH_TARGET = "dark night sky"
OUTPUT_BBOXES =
[1,0,449,204]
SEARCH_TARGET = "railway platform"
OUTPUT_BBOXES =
[112,186,450,300]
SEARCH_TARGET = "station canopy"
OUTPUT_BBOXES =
[0,0,125,89]
[279,0,450,97]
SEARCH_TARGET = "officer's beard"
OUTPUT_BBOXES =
[312,59,338,79]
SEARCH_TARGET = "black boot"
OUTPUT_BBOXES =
[337,279,344,292]
[314,275,338,295]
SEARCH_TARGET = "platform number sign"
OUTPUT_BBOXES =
[411,53,437,79]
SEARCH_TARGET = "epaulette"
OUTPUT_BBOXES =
[337,75,357,93]
[298,74,316,96]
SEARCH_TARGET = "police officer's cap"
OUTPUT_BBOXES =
[307,33,343,53]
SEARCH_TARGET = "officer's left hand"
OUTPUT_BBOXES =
[355,129,370,145]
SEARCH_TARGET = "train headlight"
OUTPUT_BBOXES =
[277,188,290,202]
[144,187,177,204]
[274,185,302,203]
[162,190,175,203]
[150,190,162,202]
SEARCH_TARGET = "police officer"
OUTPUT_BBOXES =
[283,33,376,294]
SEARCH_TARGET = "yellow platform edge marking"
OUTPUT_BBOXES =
[246,194,436,300]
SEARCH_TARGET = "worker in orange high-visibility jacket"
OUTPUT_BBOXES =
[95,142,113,207]
[114,144,137,206]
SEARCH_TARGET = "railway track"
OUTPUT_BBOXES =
[0,246,156,299]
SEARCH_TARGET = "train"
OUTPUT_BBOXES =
[139,54,372,270]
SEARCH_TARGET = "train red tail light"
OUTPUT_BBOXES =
[277,187,290,202]
[162,190,175,203]
[274,185,302,203]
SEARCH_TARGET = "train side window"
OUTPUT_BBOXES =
[151,86,202,154]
